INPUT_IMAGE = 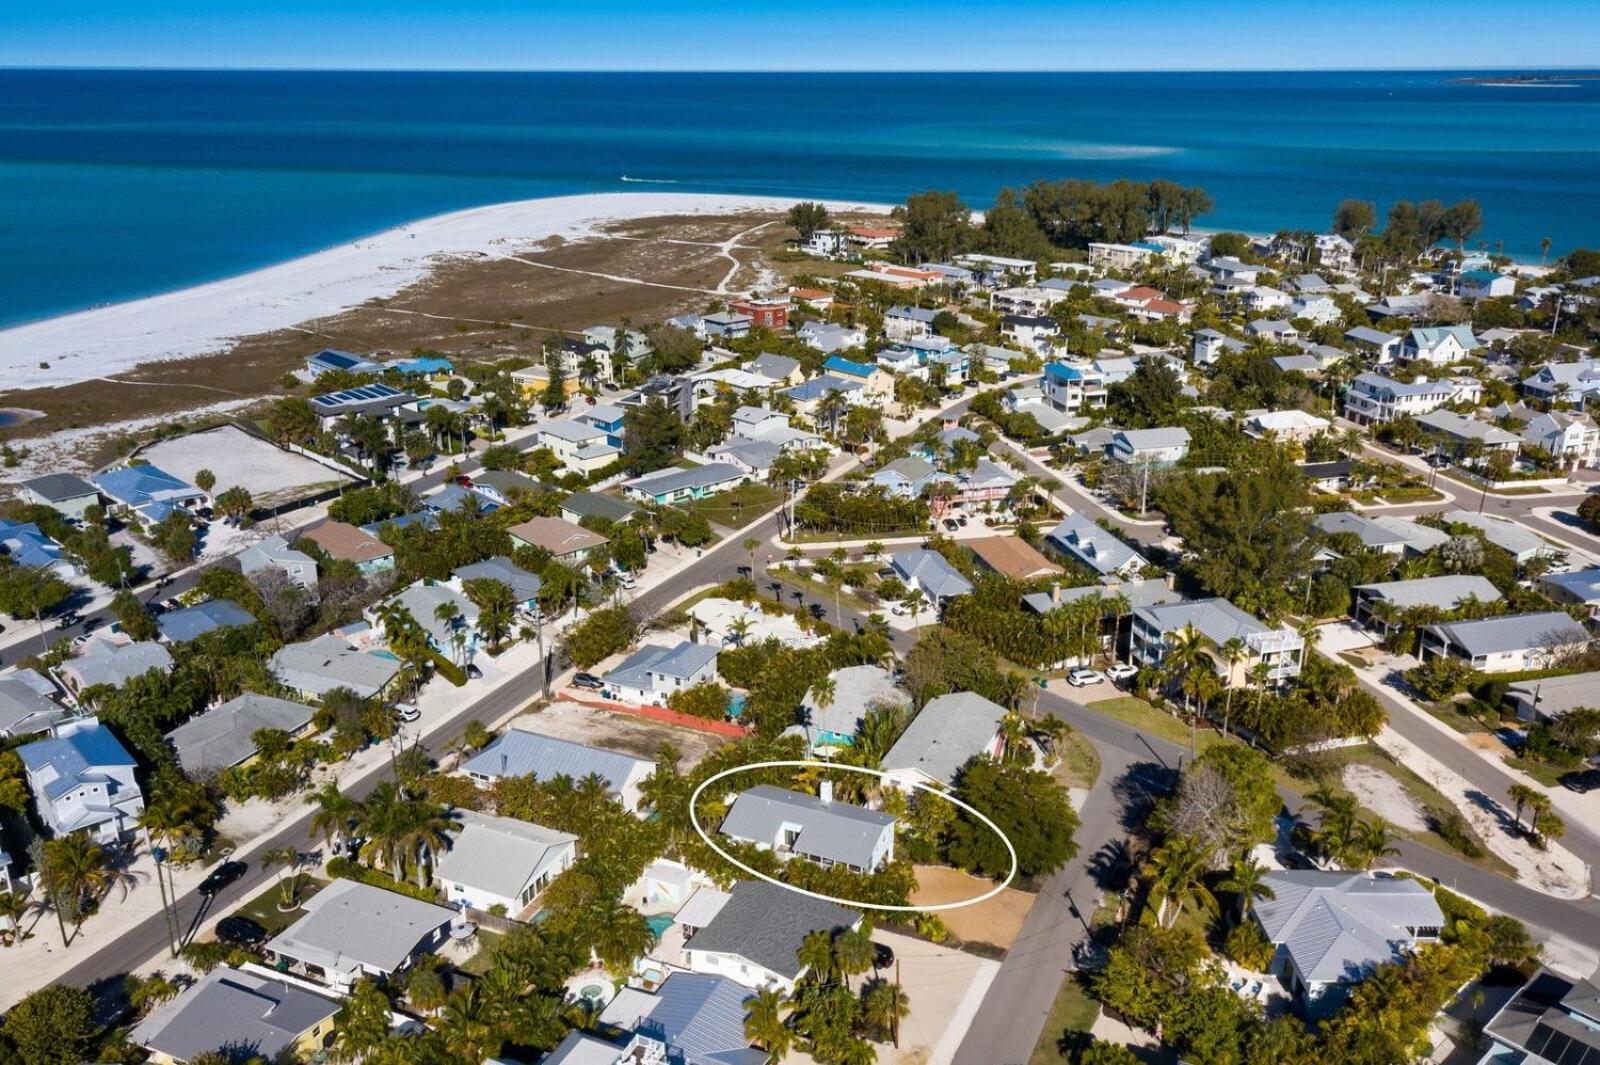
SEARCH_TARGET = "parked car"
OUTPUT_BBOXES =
[394,703,421,723]
[215,915,267,947]
[1561,768,1600,793]
[1107,663,1139,684]
[873,942,895,969]
[198,860,247,896]
[890,602,910,617]
[573,672,605,690]
[942,518,959,532]
[1067,669,1106,687]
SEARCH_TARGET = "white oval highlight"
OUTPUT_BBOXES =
[687,758,1018,912]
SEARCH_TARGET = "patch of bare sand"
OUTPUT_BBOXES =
[912,865,1032,950]
[1342,763,1429,833]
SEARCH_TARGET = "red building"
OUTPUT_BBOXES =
[729,296,790,331]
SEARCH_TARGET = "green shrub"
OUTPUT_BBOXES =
[430,652,467,686]
[1222,921,1275,971]
[326,857,441,902]
[1430,808,1486,859]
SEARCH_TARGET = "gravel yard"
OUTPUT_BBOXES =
[138,424,356,508]
[506,698,728,770]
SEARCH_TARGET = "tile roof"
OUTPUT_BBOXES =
[302,521,394,564]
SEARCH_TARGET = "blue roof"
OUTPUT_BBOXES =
[359,511,438,535]
[392,356,453,375]
[91,464,201,507]
[19,722,136,800]
[459,729,650,795]
[784,375,862,401]
[631,973,763,1065]
[0,520,64,570]
[157,599,257,643]
[307,349,372,371]
[822,355,876,379]
[1545,568,1600,602]
[1044,362,1088,383]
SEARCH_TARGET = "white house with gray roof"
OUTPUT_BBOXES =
[622,463,748,506]
[265,878,457,992]
[452,556,543,613]
[238,534,319,590]
[1421,611,1590,674]
[719,784,896,873]
[268,633,401,701]
[1314,512,1409,556]
[435,809,577,917]
[601,641,720,708]
[1343,372,1454,425]
[1441,510,1557,564]
[19,718,144,842]
[1108,427,1190,466]
[800,664,909,753]
[682,880,860,993]
[60,639,174,696]
[131,965,341,1065]
[19,473,101,521]
[1352,575,1502,633]
[1045,513,1146,578]
[889,549,973,607]
[368,583,479,654]
[1130,598,1304,686]
[460,728,654,812]
[882,691,1006,790]
[1506,671,1600,724]
[1253,870,1443,1016]
[164,692,316,778]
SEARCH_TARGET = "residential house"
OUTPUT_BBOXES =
[966,535,1062,581]
[701,311,752,341]
[1246,319,1299,343]
[1315,233,1356,272]
[1253,870,1443,1016]
[238,534,318,589]
[19,473,100,521]
[601,641,720,707]
[1415,410,1520,457]
[1299,459,1355,493]
[165,693,316,779]
[1193,328,1248,367]
[1352,575,1502,633]
[301,521,395,575]
[1458,269,1516,299]
[1344,327,1402,363]
[882,691,1006,790]
[1244,409,1331,443]
[509,364,580,401]
[1505,672,1600,723]
[265,878,457,993]
[870,456,942,499]
[990,285,1057,317]
[889,549,973,607]
[1421,612,1590,673]
[844,263,938,289]
[19,718,144,842]
[507,516,609,563]
[453,556,543,613]
[460,728,654,812]
[1130,598,1304,685]
[0,520,74,578]
[1314,512,1409,555]
[796,320,864,355]
[583,325,652,362]
[308,383,414,429]
[1441,510,1557,564]
[1109,427,1190,467]
[372,583,479,656]
[800,665,909,753]
[820,355,893,401]
[537,420,623,476]
[0,670,70,739]
[721,784,896,874]
[801,229,850,257]
[1541,568,1600,621]
[1342,372,1454,425]
[747,352,807,388]
[621,463,747,506]
[847,225,898,250]
[681,880,860,993]
[789,286,835,311]
[1045,513,1147,578]
[560,490,641,527]
[468,470,554,507]
[435,809,578,917]
[622,376,697,421]
[783,375,864,417]
[1368,515,1451,555]
[1401,325,1478,364]
[60,639,174,696]
[1088,242,1158,271]
[91,464,207,523]
[268,634,401,700]
[884,304,938,341]
[1290,294,1342,325]
[131,965,341,1065]
[589,972,767,1065]
[1481,968,1600,1065]
[302,348,379,378]
[1206,257,1261,285]
[1001,314,1059,354]
[157,599,257,644]
[575,403,629,448]
[1522,358,1600,408]
[705,437,782,479]
[956,252,1039,282]
[1041,361,1108,413]
[1518,410,1600,468]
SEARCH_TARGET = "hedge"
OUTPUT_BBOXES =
[431,652,467,687]
[326,857,441,902]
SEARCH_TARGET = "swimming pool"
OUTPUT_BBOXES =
[646,914,675,940]
[727,692,747,719]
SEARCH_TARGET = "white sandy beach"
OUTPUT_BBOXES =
[0,192,889,393]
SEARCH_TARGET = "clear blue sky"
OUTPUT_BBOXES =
[7,0,1600,71]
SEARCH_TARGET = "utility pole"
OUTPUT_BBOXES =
[150,844,179,958]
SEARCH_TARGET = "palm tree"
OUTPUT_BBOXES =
[1507,783,1541,831]
[834,926,876,990]
[743,986,793,1056]
[743,537,762,579]
[1349,818,1400,869]
[1141,834,1217,929]
[809,675,836,714]
[1217,637,1246,736]
[309,782,365,852]
[262,846,305,908]
[799,929,837,984]
[40,835,133,941]
[436,985,498,1063]
[432,602,465,666]
[1218,854,1275,923]
[862,977,912,1045]
[463,578,515,653]
[395,800,460,889]
[539,564,584,620]
[903,588,927,629]
[0,891,39,947]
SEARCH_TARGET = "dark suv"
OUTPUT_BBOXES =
[198,860,247,896]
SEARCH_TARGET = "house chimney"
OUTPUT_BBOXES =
[1050,583,1061,604]
[820,780,833,804]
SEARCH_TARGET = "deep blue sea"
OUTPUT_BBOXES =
[3,68,1598,328]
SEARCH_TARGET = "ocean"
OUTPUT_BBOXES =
[2,68,1598,328]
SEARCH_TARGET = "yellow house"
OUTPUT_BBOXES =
[511,365,582,400]
[132,966,341,1064]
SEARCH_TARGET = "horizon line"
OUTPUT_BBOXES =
[3,63,1599,75]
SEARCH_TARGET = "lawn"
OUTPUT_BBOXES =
[1052,729,1102,790]
[233,875,328,937]
[1030,974,1101,1064]
[768,568,881,617]
[1086,695,1225,755]
[678,482,783,530]
[1505,756,1566,788]
[457,929,505,976]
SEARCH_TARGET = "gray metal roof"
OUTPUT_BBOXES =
[1023,578,1184,616]
[460,728,651,795]
[268,634,400,698]
[622,463,746,497]
[1507,672,1600,719]
[1046,513,1144,576]
[1254,871,1443,984]
[131,966,340,1063]
[66,639,174,690]
[164,693,315,777]
[1442,510,1554,559]
[748,353,801,381]
[238,534,316,576]
[0,671,68,738]
[540,419,608,444]
[687,881,858,980]
[560,490,641,523]
[1353,575,1501,611]
[1427,612,1589,658]
[1112,427,1190,451]
[599,973,765,1065]
[720,785,895,870]
[1368,516,1450,553]
[603,642,719,692]
[882,691,1006,786]
[802,665,908,741]
[1483,969,1600,1065]
[454,556,543,603]
[1314,512,1407,549]
[156,599,256,643]
[433,809,576,900]
[21,473,99,503]
[266,878,457,975]
[890,549,974,601]
[1134,597,1278,646]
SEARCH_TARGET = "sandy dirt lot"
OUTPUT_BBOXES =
[1342,763,1429,832]
[137,424,356,506]
[870,928,1001,1065]
[504,698,728,771]
[912,865,1034,950]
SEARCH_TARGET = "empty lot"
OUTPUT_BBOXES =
[137,424,357,507]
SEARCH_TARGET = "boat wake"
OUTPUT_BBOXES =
[620,175,681,184]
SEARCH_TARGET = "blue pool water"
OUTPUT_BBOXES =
[3,68,1599,327]
[727,692,748,719]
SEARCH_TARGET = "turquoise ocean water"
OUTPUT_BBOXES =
[2,68,1598,328]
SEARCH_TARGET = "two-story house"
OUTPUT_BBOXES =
[1343,372,1455,425]
[19,718,144,842]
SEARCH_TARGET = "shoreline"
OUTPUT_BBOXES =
[0,192,889,395]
